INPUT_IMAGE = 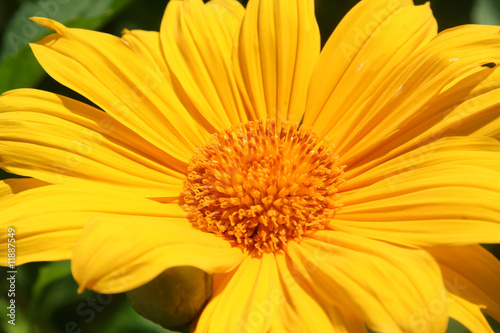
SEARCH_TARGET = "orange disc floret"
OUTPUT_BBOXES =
[181,120,345,254]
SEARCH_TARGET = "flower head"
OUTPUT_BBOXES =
[181,120,345,254]
[2,0,500,332]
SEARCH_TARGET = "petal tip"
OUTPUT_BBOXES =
[77,284,86,294]
[30,17,65,33]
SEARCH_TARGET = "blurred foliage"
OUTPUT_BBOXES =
[0,262,174,333]
[472,0,500,25]
[0,0,500,332]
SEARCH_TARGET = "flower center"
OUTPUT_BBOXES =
[180,120,344,254]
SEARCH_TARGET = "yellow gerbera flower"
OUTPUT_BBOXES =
[2,0,500,331]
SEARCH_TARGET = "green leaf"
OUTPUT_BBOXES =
[472,0,500,25]
[29,261,83,325]
[0,0,134,94]
[446,318,469,333]
[0,296,31,333]
[31,261,72,308]
[100,300,175,333]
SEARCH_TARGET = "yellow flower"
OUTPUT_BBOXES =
[2,0,500,331]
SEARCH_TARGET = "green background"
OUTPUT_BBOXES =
[1,0,500,332]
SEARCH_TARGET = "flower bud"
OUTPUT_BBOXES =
[127,266,212,329]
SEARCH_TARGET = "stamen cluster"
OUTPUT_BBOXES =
[181,120,344,254]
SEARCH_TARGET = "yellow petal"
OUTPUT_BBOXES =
[30,18,210,161]
[331,24,500,172]
[160,0,248,128]
[270,253,366,333]
[428,245,500,323]
[473,117,500,139]
[0,184,178,265]
[0,89,183,197]
[304,1,436,136]
[334,137,500,246]
[447,292,494,333]
[121,30,171,77]
[470,66,500,137]
[349,68,500,178]
[288,231,447,333]
[336,168,500,246]
[343,136,500,191]
[196,254,280,332]
[233,0,320,123]
[0,178,49,204]
[72,215,243,294]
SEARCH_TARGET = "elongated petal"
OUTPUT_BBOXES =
[331,24,500,173]
[287,231,447,333]
[0,178,49,204]
[196,254,280,333]
[343,136,500,191]
[233,0,320,122]
[336,168,500,246]
[448,293,493,333]
[271,253,366,333]
[72,215,243,294]
[160,0,248,128]
[349,68,500,178]
[0,184,179,265]
[334,137,500,246]
[121,30,170,75]
[0,89,183,197]
[428,245,500,323]
[304,1,436,135]
[30,18,210,161]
